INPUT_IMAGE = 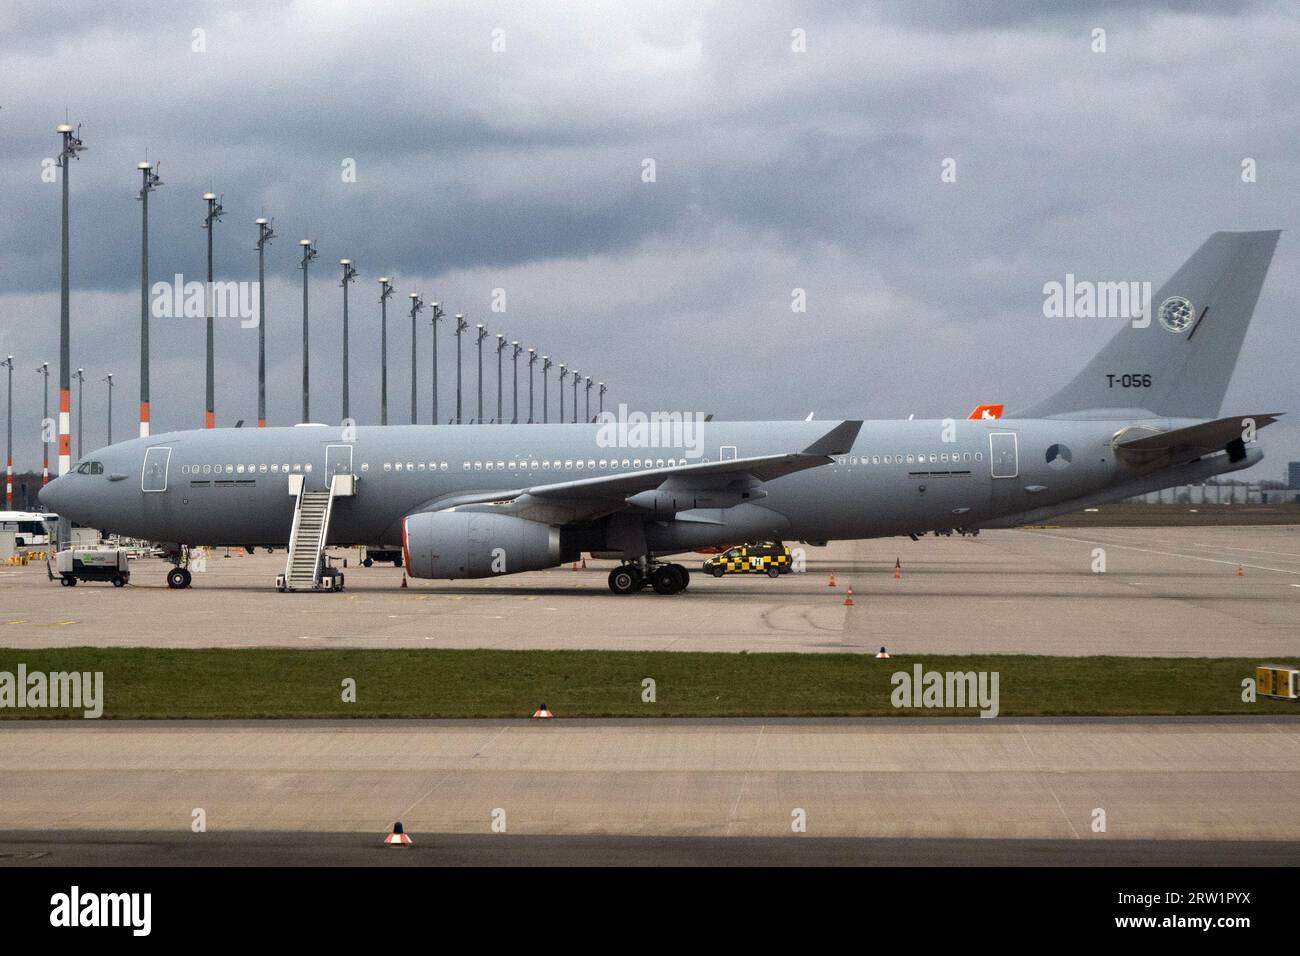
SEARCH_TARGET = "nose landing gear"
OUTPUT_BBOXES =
[166,566,192,590]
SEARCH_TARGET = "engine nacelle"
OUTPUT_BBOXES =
[402,511,562,579]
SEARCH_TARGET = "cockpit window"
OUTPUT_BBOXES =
[74,461,104,475]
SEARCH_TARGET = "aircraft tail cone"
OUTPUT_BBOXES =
[876,646,891,659]
[385,822,412,846]
[532,703,554,719]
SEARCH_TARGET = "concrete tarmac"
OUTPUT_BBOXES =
[1,831,1289,867]
[2,718,1298,852]
[3,526,1298,655]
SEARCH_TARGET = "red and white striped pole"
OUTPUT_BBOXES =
[58,385,71,476]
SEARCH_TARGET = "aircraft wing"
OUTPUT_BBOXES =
[414,419,862,525]
[1115,413,1282,459]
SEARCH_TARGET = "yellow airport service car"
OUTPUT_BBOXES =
[1256,664,1300,701]
[701,542,792,578]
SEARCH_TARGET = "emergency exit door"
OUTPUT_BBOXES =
[988,433,1018,478]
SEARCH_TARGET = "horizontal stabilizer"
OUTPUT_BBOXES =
[1116,413,1282,456]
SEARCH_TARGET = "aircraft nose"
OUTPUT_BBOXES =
[38,474,68,513]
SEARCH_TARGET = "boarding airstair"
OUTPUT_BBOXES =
[277,472,353,592]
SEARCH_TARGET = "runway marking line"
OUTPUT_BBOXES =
[1014,724,1081,839]
[1192,543,1300,558]
[725,723,766,837]
[392,725,510,826]
[1018,530,1300,576]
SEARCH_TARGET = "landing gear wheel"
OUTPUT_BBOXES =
[167,567,191,590]
[674,566,690,591]
[608,566,641,595]
[651,566,684,594]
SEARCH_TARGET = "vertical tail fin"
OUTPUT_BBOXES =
[1016,230,1280,419]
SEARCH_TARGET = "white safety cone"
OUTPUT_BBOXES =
[875,646,891,659]
[532,703,554,719]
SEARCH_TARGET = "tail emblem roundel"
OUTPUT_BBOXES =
[1157,295,1194,333]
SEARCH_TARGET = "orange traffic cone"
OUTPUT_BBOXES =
[828,573,837,587]
[843,587,854,606]
[571,561,579,572]
[1236,565,1244,577]
[894,558,901,580]
[385,822,412,846]
[532,703,554,719]
[400,574,408,588]
[876,646,890,659]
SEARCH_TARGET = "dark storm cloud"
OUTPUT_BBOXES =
[1,0,1297,476]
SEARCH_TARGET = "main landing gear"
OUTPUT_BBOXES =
[608,562,690,595]
[165,546,194,589]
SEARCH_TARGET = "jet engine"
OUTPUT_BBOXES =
[402,511,562,579]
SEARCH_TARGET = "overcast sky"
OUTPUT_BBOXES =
[2,0,1297,479]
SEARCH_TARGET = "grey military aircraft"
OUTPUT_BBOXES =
[41,231,1282,595]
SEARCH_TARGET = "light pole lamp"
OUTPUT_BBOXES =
[101,373,113,445]
[201,191,225,429]
[511,341,522,424]
[429,302,444,425]
[298,239,318,423]
[254,218,275,427]
[35,362,49,485]
[541,356,552,423]
[526,349,537,423]
[584,376,593,423]
[558,364,568,424]
[407,293,424,424]
[136,160,162,438]
[339,258,358,423]
[56,123,85,482]
[2,355,13,506]
[378,278,394,425]
[475,324,487,423]
[598,381,607,416]
[495,334,506,423]
[454,314,468,423]
[72,367,85,460]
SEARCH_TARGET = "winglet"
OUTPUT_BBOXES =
[801,420,862,457]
